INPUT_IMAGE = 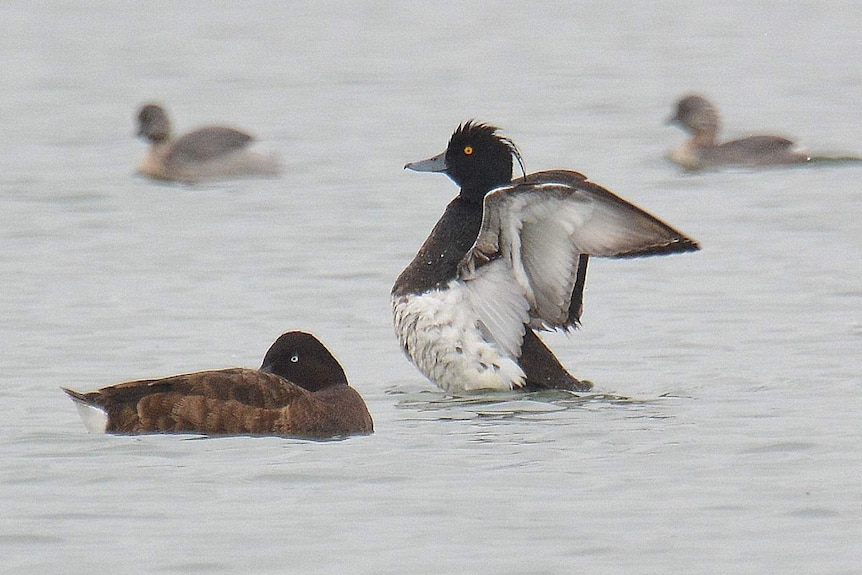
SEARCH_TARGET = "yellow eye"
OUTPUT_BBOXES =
[463,146,473,155]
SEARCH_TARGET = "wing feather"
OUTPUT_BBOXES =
[462,259,530,359]
[96,368,308,410]
[459,170,699,331]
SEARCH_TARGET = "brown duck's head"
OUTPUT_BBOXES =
[259,331,348,392]
[137,103,172,143]
[668,94,721,144]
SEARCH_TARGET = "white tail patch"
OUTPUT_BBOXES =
[69,398,109,434]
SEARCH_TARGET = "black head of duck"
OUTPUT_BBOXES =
[405,121,524,202]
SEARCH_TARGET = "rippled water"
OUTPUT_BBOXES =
[2,2,861,574]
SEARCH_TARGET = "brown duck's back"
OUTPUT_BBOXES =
[64,368,373,438]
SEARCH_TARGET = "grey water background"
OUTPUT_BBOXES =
[2,1,861,573]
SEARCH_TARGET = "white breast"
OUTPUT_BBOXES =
[392,279,526,392]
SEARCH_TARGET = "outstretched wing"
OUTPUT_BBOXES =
[458,170,699,344]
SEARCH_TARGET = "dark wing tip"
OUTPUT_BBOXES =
[614,236,701,258]
[61,387,91,403]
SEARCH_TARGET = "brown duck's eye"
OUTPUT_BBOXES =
[463,146,473,155]
[290,354,299,363]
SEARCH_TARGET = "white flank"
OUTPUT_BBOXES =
[392,279,527,392]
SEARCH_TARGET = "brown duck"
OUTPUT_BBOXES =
[62,331,373,439]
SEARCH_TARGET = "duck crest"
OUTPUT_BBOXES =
[444,121,519,201]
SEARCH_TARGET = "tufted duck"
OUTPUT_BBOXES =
[392,121,699,393]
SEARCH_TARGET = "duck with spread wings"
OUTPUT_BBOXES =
[392,121,699,393]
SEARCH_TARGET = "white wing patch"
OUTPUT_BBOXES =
[462,259,530,359]
[511,190,588,327]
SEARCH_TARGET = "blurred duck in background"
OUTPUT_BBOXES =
[136,103,281,183]
[667,94,812,170]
